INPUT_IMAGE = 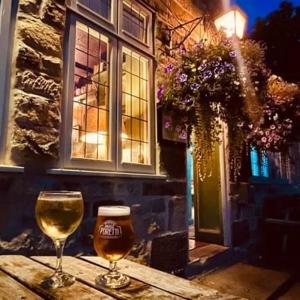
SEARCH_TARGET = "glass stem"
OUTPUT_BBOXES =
[109,261,117,274]
[54,239,65,275]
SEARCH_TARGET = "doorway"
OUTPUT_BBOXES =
[187,140,229,246]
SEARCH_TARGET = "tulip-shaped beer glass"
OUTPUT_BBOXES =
[94,206,134,288]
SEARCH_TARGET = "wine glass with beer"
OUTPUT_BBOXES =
[35,191,84,288]
[94,206,134,289]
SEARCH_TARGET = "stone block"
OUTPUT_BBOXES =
[11,126,59,161]
[150,231,188,274]
[114,182,141,197]
[18,19,62,57]
[16,43,41,70]
[143,181,186,196]
[16,71,61,101]
[14,90,60,130]
[168,196,187,231]
[41,0,66,30]
[81,181,114,198]
[151,198,166,213]
[19,0,42,14]
[41,55,62,78]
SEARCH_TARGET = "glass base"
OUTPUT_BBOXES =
[96,272,130,289]
[41,272,76,289]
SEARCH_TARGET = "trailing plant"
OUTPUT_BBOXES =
[158,37,269,180]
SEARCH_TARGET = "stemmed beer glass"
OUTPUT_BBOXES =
[35,191,84,288]
[94,206,134,288]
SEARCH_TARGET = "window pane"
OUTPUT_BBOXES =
[72,22,111,161]
[121,47,150,164]
[78,0,112,21]
[122,0,148,43]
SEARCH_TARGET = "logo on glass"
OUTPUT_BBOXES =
[99,220,122,239]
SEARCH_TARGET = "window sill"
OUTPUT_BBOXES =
[47,168,167,179]
[0,165,24,173]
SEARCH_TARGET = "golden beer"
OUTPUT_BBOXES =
[94,206,134,288]
[35,191,84,289]
[36,197,84,240]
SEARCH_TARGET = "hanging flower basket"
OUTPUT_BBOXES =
[158,37,270,180]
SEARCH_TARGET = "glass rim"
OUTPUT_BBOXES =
[38,191,82,198]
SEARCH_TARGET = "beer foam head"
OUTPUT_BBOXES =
[98,206,130,216]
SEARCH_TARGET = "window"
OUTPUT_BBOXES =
[122,47,149,164]
[64,0,155,173]
[72,22,111,161]
[77,0,112,21]
[250,148,269,177]
[122,0,148,43]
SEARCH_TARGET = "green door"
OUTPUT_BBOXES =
[194,144,223,244]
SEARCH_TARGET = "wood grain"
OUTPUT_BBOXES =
[0,255,113,300]
[82,256,219,299]
[32,256,183,300]
[0,269,42,300]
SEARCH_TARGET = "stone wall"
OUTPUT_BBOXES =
[0,0,208,259]
[0,172,187,257]
[9,0,66,163]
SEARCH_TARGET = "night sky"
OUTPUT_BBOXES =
[234,0,300,31]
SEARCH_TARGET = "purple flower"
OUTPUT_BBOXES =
[165,64,174,73]
[211,60,220,67]
[179,131,187,140]
[179,73,188,83]
[203,70,212,79]
[261,137,267,143]
[198,63,207,71]
[157,85,165,100]
[214,67,225,75]
[229,51,237,58]
[164,121,171,129]
[184,97,193,104]
[191,83,200,91]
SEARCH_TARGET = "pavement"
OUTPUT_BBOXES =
[192,262,300,300]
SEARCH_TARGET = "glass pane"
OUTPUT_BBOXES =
[121,47,150,165]
[72,22,111,161]
[75,49,88,78]
[131,97,139,118]
[122,0,147,43]
[122,72,131,94]
[123,52,131,72]
[76,24,88,52]
[78,0,112,20]
[132,75,140,97]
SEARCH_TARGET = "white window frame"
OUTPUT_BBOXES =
[0,0,13,160]
[62,15,118,172]
[63,0,156,174]
[117,42,155,174]
[119,0,153,53]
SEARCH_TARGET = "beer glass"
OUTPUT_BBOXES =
[36,191,84,288]
[94,206,134,288]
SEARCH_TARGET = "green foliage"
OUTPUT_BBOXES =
[158,37,269,180]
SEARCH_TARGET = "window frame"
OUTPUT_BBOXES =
[62,14,118,172]
[117,42,155,174]
[62,1,156,174]
[118,0,153,54]
[0,0,13,161]
[70,0,118,32]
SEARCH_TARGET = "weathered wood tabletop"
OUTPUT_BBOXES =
[0,255,243,299]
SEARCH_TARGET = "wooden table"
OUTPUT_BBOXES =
[0,255,242,299]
